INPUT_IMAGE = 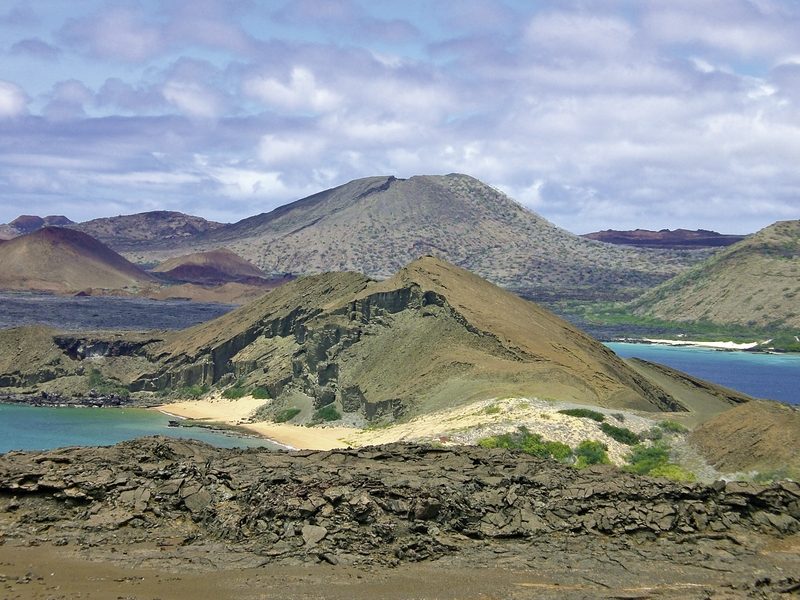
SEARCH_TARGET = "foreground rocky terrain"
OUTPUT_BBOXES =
[0,437,798,599]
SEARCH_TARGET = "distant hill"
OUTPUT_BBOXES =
[125,174,703,300]
[151,248,268,285]
[629,220,800,328]
[0,227,157,293]
[582,228,746,248]
[0,215,74,239]
[70,211,223,251]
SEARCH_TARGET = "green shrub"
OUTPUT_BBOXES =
[626,443,670,475]
[251,386,271,400]
[599,423,640,445]
[483,404,502,415]
[649,464,696,482]
[274,407,301,423]
[558,408,605,422]
[87,368,130,398]
[611,413,625,422]
[641,426,664,441]
[222,386,248,399]
[478,427,573,463]
[574,440,610,468]
[658,420,689,434]
[313,404,341,422]
[179,384,208,400]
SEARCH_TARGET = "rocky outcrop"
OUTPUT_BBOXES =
[1,438,798,569]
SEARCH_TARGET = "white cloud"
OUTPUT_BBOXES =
[0,80,28,118]
[244,67,341,113]
[258,134,325,166]
[163,81,222,119]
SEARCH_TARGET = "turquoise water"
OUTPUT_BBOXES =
[607,342,800,405]
[0,404,280,453]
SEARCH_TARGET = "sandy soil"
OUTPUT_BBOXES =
[158,396,667,462]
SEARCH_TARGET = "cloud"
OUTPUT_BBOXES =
[9,38,60,60]
[163,81,223,119]
[59,7,164,62]
[244,66,341,113]
[1,2,800,234]
[42,80,93,120]
[273,0,419,42]
[0,4,39,27]
[0,80,28,118]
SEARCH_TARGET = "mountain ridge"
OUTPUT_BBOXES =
[126,174,704,300]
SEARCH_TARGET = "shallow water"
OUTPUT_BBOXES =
[607,342,800,405]
[0,404,280,453]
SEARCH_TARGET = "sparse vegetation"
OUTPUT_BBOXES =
[222,381,248,399]
[626,443,670,475]
[251,386,271,400]
[658,420,689,434]
[87,368,129,398]
[574,440,610,468]
[312,405,341,422]
[483,404,502,415]
[558,408,606,422]
[478,427,573,462]
[274,407,301,423]
[178,384,208,399]
[624,442,695,481]
[599,423,640,445]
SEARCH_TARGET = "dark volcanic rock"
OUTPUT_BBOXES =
[1,438,797,573]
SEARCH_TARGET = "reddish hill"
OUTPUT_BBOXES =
[151,248,268,284]
[0,227,157,293]
[582,229,746,248]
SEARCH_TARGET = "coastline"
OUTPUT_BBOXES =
[615,337,768,351]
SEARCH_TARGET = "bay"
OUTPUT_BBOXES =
[607,342,800,405]
[0,404,281,453]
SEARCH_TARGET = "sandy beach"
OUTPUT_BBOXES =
[155,396,668,462]
[640,337,764,350]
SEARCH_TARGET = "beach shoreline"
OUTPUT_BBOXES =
[615,337,768,351]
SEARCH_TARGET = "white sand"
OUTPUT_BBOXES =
[641,338,762,350]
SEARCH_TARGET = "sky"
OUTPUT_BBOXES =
[1,1,799,234]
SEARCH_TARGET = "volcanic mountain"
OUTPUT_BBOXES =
[114,175,703,300]
[629,220,800,328]
[0,227,157,293]
[0,214,74,240]
[582,228,746,249]
[151,248,269,285]
[71,210,223,251]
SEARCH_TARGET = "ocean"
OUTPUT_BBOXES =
[607,342,800,405]
[0,404,281,453]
